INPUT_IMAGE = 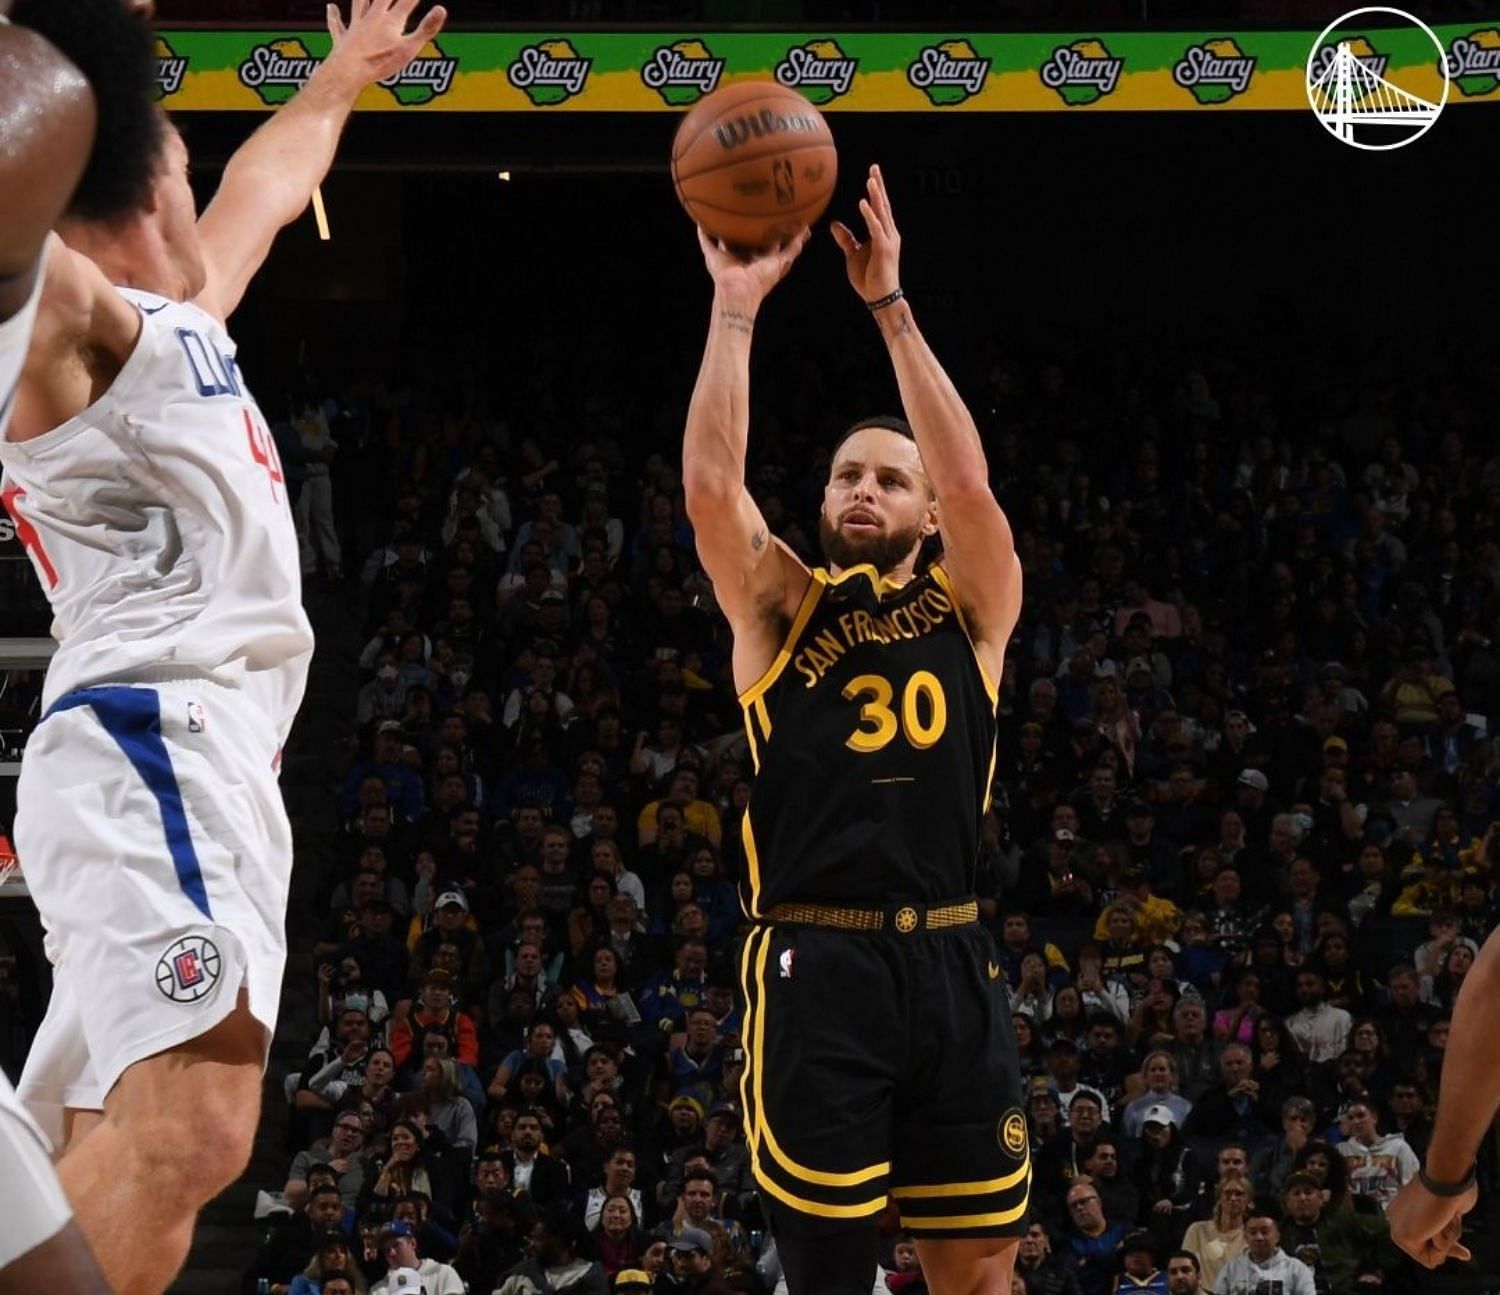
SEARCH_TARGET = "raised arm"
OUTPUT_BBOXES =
[194,0,446,322]
[682,229,812,690]
[832,165,1021,687]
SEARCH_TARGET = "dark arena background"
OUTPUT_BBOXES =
[2,3,1499,1293]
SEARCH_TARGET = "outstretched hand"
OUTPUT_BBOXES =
[830,163,901,304]
[326,0,447,87]
[697,225,810,308]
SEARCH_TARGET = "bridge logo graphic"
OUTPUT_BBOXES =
[1305,8,1450,150]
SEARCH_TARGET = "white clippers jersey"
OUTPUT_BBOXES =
[0,287,313,743]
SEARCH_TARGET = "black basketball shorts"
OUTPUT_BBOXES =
[737,921,1032,1238]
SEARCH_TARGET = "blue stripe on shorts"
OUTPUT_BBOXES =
[44,686,213,920]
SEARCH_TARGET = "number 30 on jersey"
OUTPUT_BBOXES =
[842,671,948,753]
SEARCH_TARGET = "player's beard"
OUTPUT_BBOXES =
[819,510,927,576]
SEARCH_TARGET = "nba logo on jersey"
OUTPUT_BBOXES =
[187,701,206,733]
[155,935,222,1004]
[779,948,795,979]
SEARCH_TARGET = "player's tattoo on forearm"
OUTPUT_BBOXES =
[751,527,767,552]
[721,308,755,334]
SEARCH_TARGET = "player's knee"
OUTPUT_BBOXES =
[119,1074,260,1203]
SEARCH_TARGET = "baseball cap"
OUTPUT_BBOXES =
[1094,660,1119,679]
[377,720,403,735]
[707,1101,742,1126]
[1127,656,1152,676]
[1029,1077,1060,1103]
[1054,828,1075,843]
[422,967,456,988]
[1323,736,1349,753]
[379,1220,416,1241]
[670,1226,713,1254]
[1142,1103,1178,1129]
[387,1267,425,1292]
[1319,661,1346,679]
[539,589,566,604]
[1238,769,1270,792]
[615,1271,653,1292]
[435,890,469,911]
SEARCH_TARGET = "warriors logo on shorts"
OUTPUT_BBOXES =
[1000,1109,1028,1157]
[155,935,223,1004]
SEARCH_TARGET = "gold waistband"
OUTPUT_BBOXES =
[762,899,979,934]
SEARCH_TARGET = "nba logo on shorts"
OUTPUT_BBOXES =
[156,935,223,1003]
[779,948,795,979]
[187,700,206,733]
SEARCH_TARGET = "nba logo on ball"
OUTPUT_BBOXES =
[1000,1109,1028,1157]
[156,935,223,1004]
[187,701,206,733]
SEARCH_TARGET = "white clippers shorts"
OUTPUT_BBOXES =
[0,1073,72,1267]
[15,679,292,1145]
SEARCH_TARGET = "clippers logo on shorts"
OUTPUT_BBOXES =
[1000,1108,1028,1157]
[641,40,725,106]
[156,935,223,1004]
[187,701,206,733]
[779,948,795,979]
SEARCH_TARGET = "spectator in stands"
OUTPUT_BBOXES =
[285,1112,368,1210]
[1064,1177,1130,1295]
[590,1193,646,1280]
[1180,1176,1250,1295]
[1335,1100,1418,1213]
[1164,1252,1200,1295]
[242,1186,346,1295]
[370,1220,464,1295]
[1214,1213,1315,1295]
[1016,1220,1083,1295]
[1122,1054,1192,1137]
[1183,1044,1276,1141]
[287,1230,365,1295]
[1115,1232,1167,1295]
[1278,1171,1393,1295]
[505,1109,571,1208]
[1286,969,1353,1064]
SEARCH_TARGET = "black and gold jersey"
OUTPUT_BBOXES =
[737,560,999,917]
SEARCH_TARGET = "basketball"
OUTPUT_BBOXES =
[671,80,837,253]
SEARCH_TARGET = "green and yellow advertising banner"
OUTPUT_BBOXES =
[152,24,1500,112]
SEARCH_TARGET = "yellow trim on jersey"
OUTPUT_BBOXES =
[742,708,761,776]
[928,563,1000,706]
[753,695,773,739]
[738,572,827,708]
[982,736,998,816]
[746,928,892,1190]
[741,811,764,918]
[889,1161,1031,1199]
[824,562,912,598]
[898,1199,1031,1231]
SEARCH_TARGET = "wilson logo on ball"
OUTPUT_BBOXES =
[711,106,826,151]
[507,39,592,106]
[641,40,726,106]
[775,40,859,105]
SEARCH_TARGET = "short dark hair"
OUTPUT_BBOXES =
[831,414,916,463]
[1168,1250,1201,1272]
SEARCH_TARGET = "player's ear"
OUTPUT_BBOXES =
[922,496,939,539]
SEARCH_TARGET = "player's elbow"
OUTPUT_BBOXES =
[684,469,740,517]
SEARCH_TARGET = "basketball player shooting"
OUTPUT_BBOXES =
[0,3,443,1292]
[683,164,1027,1295]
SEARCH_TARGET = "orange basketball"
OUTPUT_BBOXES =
[671,80,837,253]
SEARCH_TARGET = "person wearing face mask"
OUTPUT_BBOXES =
[358,651,410,725]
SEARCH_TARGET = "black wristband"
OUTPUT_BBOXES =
[865,287,904,312]
[1418,1163,1477,1197]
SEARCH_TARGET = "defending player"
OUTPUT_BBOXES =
[683,165,1027,1295]
[0,2,444,1291]
[0,1,157,1287]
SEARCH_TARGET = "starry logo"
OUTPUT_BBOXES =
[153,36,188,101]
[1444,29,1500,96]
[641,39,725,106]
[380,38,458,106]
[775,39,859,106]
[237,38,322,106]
[1173,38,1257,103]
[1307,36,1389,101]
[1040,39,1125,106]
[506,39,592,106]
[906,39,991,106]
